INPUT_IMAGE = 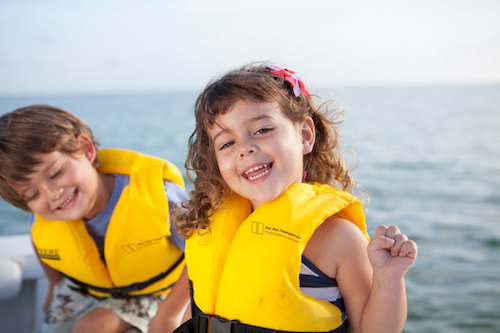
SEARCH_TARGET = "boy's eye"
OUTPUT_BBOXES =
[219,141,235,150]
[50,169,62,179]
[26,191,39,202]
[255,127,273,135]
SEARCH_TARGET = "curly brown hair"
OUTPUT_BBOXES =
[175,63,358,238]
[0,105,99,211]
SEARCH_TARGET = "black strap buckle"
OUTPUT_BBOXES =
[199,314,239,333]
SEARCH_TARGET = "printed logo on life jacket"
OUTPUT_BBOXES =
[38,248,61,260]
[251,221,302,243]
[121,236,166,253]
[251,221,264,234]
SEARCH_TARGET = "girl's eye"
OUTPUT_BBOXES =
[255,127,273,135]
[219,141,235,150]
[50,169,62,179]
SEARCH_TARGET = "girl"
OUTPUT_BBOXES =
[174,63,417,333]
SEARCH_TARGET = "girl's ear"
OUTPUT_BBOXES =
[301,117,315,155]
[77,134,97,164]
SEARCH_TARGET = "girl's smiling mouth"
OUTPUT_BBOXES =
[243,163,273,181]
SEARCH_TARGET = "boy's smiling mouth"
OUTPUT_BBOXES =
[57,189,78,210]
[243,163,273,181]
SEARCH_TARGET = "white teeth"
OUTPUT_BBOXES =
[245,164,269,175]
[248,168,270,180]
[58,191,75,209]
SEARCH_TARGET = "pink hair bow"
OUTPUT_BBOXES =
[266,65,309,98]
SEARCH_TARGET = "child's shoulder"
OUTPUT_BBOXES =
[305,215,369,278]
[313,215,368,249]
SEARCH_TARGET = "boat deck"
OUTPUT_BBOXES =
[0,234,47,333]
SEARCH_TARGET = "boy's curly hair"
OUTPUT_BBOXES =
[175,63,357,238]
[0,105,99,211]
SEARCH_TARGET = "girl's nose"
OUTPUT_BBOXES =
[239,140,257,157]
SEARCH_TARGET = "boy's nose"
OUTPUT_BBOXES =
[44,184,64,201]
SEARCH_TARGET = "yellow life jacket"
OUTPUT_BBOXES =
[186,182,368,332]
[32,149,185,298]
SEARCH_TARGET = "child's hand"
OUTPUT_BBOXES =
[367,225,418,280]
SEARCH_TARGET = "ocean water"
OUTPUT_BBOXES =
[1,85,499,332]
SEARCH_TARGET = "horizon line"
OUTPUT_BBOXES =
[1,81,499,99]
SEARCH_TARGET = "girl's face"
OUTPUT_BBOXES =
[209,99,315,210]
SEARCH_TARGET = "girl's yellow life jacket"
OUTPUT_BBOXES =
[32,149,185,298]
[186,182,368,332]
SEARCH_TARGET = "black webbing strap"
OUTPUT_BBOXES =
[65,253,184,299]
[175,315,350,333]
[174,283,350,333]
[196,315,349,333]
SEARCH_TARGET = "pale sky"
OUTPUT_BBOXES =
[1,0,499,95]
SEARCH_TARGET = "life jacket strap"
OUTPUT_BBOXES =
[174,283,350,333]
[64,253,184,298]
[175,314,350,333]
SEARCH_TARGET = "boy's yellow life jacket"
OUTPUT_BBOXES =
[186,182,369,332]
[32,149,185,298]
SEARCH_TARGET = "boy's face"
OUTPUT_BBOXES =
[11,135,102,221]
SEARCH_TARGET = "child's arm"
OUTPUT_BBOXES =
[149,266,190,333]
[338,222,417,333]
[307,218,417,333]
[362,225,417,332]
[32,241,62,313]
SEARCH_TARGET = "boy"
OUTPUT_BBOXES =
[0,105,189,332]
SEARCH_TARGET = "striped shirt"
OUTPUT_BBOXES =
[300,255,346,321]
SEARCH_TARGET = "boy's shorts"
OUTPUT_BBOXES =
[41,277,165,333]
